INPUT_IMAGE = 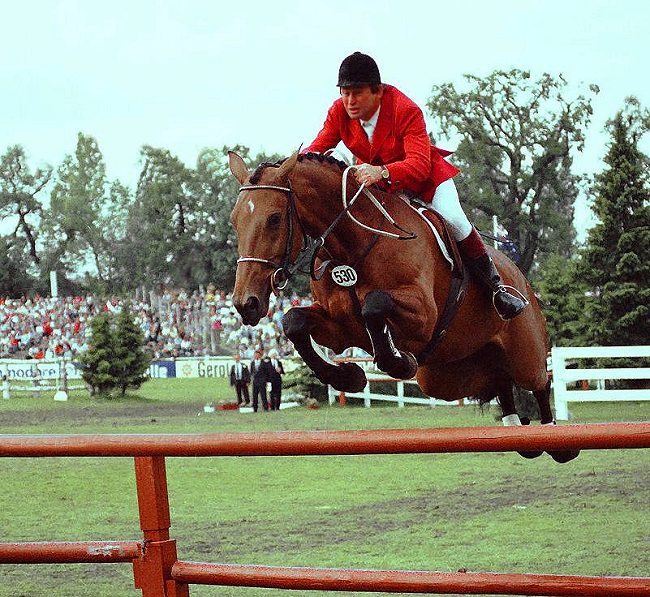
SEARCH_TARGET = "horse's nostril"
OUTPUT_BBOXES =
[244,296,260,313]
[236,296,261,325]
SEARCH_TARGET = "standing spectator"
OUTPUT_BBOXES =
[250,349,271,412]
[229,353,250,407]
[267,349,285,411]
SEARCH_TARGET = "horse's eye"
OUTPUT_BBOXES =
[267,212,282,228]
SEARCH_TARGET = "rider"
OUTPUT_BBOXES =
[304,51,527,320]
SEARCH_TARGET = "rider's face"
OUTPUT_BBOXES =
[340,85,383,121]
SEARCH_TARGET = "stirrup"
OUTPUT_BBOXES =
[492,285,529,320]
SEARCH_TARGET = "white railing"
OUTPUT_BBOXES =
[1,359,84,401]
[551,345,650,420]
[328,373,465,408]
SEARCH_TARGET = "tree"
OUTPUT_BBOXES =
[114,304,151,396]
[536,254,591,346]
[41,133,129,292]
[79,312,118,395]
[427,70,599,276]
[117,145,282,291]
[579,98,650,346]
[0,145,52,277]
[0,236,36,295]
[79,307,151,396]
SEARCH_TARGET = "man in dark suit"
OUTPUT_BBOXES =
[267,349,285,411]
[250,349,272,412]
[229,353,250,407]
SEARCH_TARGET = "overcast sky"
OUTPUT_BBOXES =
[3,0,649,239]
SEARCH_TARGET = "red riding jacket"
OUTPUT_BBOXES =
[305,84,459,201]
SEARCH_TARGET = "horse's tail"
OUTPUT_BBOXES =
[473,388,497,409]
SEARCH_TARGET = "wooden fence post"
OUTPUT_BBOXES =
[132,456,189,597]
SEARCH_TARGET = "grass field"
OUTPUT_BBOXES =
[1,378,649,597]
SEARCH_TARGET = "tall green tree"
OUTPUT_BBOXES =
[427,70,599,276]
[118,145,196,288]
[117,145,281,291]
[579,98,650,346]
[41,133,129,291]
[0,145,51,287]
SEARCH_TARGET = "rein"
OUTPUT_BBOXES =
[236,167,416,293]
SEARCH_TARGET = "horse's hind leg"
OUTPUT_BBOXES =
[496,379,543,460]
[534,380,581,464]
[283,306,367,393]
[361,291,418,380]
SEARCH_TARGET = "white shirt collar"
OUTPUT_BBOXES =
[360,106,381,140]
[360,106,380,128]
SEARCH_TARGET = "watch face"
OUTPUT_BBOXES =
[382,167,389,179]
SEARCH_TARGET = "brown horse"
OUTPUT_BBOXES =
[228,150,578,463]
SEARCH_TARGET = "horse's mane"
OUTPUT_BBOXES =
[249,152,348,184]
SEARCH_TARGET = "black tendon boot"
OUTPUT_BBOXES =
[466,254,528,320]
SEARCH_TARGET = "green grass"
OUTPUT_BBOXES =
[1,379,649,596]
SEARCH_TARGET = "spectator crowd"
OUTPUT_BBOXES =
[0,285,311,361]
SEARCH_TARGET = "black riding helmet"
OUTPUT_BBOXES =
[337,52,381,87]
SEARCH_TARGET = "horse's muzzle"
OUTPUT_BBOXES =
[236,296,263,326]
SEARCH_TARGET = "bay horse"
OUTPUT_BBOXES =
[228,149,578,463]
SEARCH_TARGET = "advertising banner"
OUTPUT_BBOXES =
[149,360,177,379]
[2,356,300,382]
[174,357,235,379]
[0,360,82,380]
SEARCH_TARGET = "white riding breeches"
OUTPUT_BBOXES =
[428,179,473,241]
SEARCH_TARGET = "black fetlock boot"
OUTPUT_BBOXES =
[466,254,528,320]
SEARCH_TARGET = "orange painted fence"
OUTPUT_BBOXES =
[2,423,650,596]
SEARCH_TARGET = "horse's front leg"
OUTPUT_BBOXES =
[361,290,418,380]
[283,305,367,393]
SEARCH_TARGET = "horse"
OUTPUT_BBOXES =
[228,149,579,463]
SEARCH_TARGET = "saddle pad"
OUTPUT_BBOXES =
[399,197,454,269]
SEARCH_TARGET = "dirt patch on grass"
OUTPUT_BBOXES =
[181,465,650,559]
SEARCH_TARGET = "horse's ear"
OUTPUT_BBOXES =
[275,149,300,182]
[228,151,249,184]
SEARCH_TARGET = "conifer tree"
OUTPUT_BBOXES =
[114,303,151,396]
[580,98,650,346]
[537,254,591,346]
[79,312,118,395]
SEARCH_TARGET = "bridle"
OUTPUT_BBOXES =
[236,182,309,293]
[236,166,416,294]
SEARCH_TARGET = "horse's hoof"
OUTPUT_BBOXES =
[384,351,418,380]
[330,362,367,393]
[547,449,581,463]
[514,417,543,458]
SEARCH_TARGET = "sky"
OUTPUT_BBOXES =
[2,0,650,240]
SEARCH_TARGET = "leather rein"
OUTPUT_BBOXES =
[236,167,416,294]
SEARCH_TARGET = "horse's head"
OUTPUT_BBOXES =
[228,150,301,325]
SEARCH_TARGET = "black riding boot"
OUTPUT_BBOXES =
[466,254,528,320]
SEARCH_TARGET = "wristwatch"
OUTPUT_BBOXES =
[380,166,390,180]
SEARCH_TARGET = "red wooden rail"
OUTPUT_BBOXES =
[1,423,650,597]
[3,422,650,456]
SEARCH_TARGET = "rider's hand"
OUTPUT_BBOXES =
[354,163,383,186]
